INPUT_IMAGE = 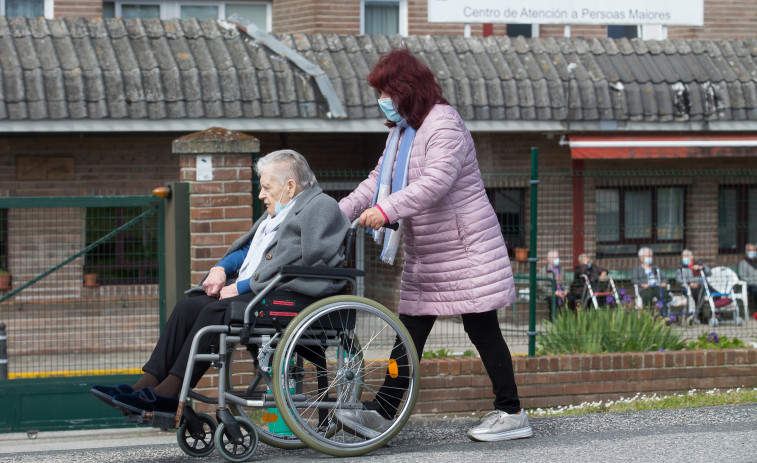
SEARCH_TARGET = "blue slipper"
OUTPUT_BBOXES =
[91,384,135,408]
[112,387,179,415]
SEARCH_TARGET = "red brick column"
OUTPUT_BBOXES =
[172,127,259,286]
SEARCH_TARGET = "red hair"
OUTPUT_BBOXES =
[367,48,448,130]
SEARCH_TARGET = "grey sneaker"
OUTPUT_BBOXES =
[334,410,391,439]
[467,409,533,442]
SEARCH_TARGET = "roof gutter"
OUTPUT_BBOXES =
[2,120,757,134]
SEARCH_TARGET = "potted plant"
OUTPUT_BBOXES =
[83,272,99,288]
[514,247,529,262]
[0,270,10,291]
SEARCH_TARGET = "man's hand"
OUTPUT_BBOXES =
[219,284,239,300]
[690,282,699,289]
[203,266,226,297]
[359,206,386,230]
[600,271,608,281]
[642,283,649,289]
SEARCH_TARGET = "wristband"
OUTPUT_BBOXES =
[375,205,389,224]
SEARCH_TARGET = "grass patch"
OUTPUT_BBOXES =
[529,388,757,417]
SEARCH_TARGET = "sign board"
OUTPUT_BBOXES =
[427,0,704,26]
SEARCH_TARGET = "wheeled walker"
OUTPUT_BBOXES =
[123,220,420,461]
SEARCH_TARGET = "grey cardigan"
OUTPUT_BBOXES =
[632,265,663,287]
[737,259,757,285]
[675,262,711,286]
[188,184,350,297]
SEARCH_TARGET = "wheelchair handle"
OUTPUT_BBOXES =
[349,219,399,230]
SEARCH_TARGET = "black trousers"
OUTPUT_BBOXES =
[142,292,257,388]
[373,310,522,418]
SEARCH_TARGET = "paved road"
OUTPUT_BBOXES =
[1,404,756,463]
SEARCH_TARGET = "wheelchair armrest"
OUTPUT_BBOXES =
[280,265,365,278]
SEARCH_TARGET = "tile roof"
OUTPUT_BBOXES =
[2,16,757,125]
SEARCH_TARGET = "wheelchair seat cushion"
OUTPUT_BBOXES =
[226,290,320,325]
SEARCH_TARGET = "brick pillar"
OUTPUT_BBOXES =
[172,127,260,285]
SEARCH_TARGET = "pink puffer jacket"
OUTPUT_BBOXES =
[339,104,516,316]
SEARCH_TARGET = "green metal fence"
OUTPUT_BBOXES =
[0,196,164,431]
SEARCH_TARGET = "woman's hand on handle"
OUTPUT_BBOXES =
[359,206,387,230]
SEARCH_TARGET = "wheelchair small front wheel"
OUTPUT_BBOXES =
[214,416,258,462]
[272,295,419,457]
[176,413,216,458]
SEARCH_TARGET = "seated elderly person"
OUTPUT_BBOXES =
[632,247,669,310]
[675,249,711,321]
[538,250,568,312]
[570,253,608,308]
[90,149,349,414]
[737,243,757,311]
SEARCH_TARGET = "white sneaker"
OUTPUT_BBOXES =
[334,409,391,439]
[467,409,533,442]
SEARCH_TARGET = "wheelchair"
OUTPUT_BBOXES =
[125,220,420,461]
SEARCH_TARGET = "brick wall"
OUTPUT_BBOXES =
[414,348,757,413]
[173,128,258,283]
[190,348,757,415]
[54,0,101,18]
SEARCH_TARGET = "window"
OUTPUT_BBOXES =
[102,1,272,31]
[85,207,159,285]
[608,25,639,39]
[361,0,407,36]
[506,24,536,38]
[486,188,525,256]
[718,185,757,253]
[596,186,685,256]
[2,0,52,18]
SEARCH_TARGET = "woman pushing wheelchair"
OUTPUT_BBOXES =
[91,149,349,415]
[334,48,532,442]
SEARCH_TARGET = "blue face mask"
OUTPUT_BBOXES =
[644,257,653,265]
[378,97,404,123]
[274,190,288,216]
[553,258,560,267]
[748,251,757,259]
[587,261,592,269]
[682,257,691,266]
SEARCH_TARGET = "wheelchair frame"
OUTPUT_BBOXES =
[124,220,420,461]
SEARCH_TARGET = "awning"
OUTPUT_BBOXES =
[565,134,757,159]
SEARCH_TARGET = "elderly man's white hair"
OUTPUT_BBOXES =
[255,149,317,189]
[547,249,559,260]
[682,249,693,257]
[638,247,653,258]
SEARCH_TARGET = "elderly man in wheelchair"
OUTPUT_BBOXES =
[90,149,419,460]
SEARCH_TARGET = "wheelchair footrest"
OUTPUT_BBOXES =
[124,410,177,430]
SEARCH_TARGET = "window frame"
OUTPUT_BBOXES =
[717,184,757,254]
[0,0,54,18]
[485,186,526,258]
[360,0,408,36]
[595,185,687,257]
[104,1,273,31]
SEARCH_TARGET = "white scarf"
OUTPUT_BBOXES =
[370,120,416,265]
[237,196,297,281]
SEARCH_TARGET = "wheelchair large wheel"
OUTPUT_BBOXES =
[176,413,216,457]
[224,346,307,449]
[272,295,419,457]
